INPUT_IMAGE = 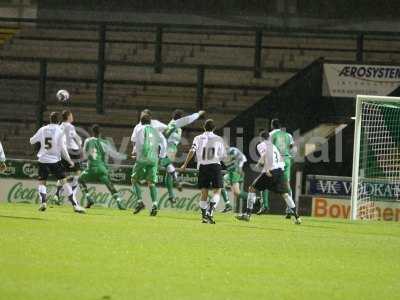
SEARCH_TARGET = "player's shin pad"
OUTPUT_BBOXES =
[38,184,47,203]
[246,192,256,214]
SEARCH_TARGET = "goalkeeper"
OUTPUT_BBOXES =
[79,125,127,209]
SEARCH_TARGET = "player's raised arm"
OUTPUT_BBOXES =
[173,110,205,129]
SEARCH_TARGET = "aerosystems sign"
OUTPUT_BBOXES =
[0,178,214,212]
[323,63,400,98]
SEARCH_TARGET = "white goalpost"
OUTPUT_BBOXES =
[351,95,400,220]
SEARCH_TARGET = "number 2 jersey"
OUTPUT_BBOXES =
[191,132,227,169]
[257,140,285,172]
[30,124,70,164]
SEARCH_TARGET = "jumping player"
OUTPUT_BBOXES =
[79,125,126,209]
[55,110,83,203]
[236,131,301,224]
[181,119,227,224]
[162,109,205,202]
[29,112,85,213]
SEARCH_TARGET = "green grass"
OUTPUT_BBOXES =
[0,203,399,300]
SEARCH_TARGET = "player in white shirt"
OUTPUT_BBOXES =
[55,110,83,203]
[255,131,272,215]
[236,131,301,224]
[181,119,227,224]
[0,141,6,171]
[29,112,85,213]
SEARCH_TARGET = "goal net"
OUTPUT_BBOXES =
[351,95,400,220]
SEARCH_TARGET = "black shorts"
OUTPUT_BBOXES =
[61,151,82,173]
[252,169,287,194]
[198,163,223,189]
[38,161,66,181]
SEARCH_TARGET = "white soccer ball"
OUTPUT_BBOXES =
[56,90,70,102]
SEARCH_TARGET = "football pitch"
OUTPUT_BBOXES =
[0,203,399,300]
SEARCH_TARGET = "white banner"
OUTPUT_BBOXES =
[0,178,226,212]
[323,63,400,98]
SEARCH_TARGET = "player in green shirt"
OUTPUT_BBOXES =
[131,113,167,216]
[221,147,248,213]
[79,125,127,209]
[259,119,296,216]
[162,109,205,203]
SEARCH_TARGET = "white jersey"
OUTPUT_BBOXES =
[134,125,167,160]
[260,140,285,172]
[191,132,227,169]
[131,119,168,157]
[60,122,82,151]
[0,141,5,162]
[30,124,71,164]
[257,140,268,157]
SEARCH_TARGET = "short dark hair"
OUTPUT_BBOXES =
[91,124,101,137]
[172,109,184,120]
[271,118,281,129]
[142,109,152,118]
[49,112,59,124]
[61,110,71,121]
[259,130,269,140]
[204,119,215,132]
[140,113,151,125]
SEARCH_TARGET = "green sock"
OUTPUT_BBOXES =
[149,185,158,206]
[165,174,175,199]
[239,191,248,202]
[262,190,269,209]
[132,182,142,201]
[221,189,230,205]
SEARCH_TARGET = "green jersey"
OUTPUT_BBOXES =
[165,120,182,146]
[270,129,294,158]
[135,125,165,166]
[84,137,107,167]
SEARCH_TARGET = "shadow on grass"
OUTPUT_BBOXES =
[0,214,45,221]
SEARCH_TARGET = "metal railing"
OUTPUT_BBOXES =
[1,17,400,127]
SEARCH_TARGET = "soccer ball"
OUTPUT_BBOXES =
[56,90,70,102]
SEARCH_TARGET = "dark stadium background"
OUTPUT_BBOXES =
[1,0,400,213]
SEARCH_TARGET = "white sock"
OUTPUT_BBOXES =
[38,184,47,203]
[63,183,77,206]
[211,193,220,207]
[166,164,176,174]
[283,193,295,209]
[247,192,256,210]
[199,200,208,210]
[73,184,80,205]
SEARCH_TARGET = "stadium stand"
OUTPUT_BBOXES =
[0,19,400,160]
